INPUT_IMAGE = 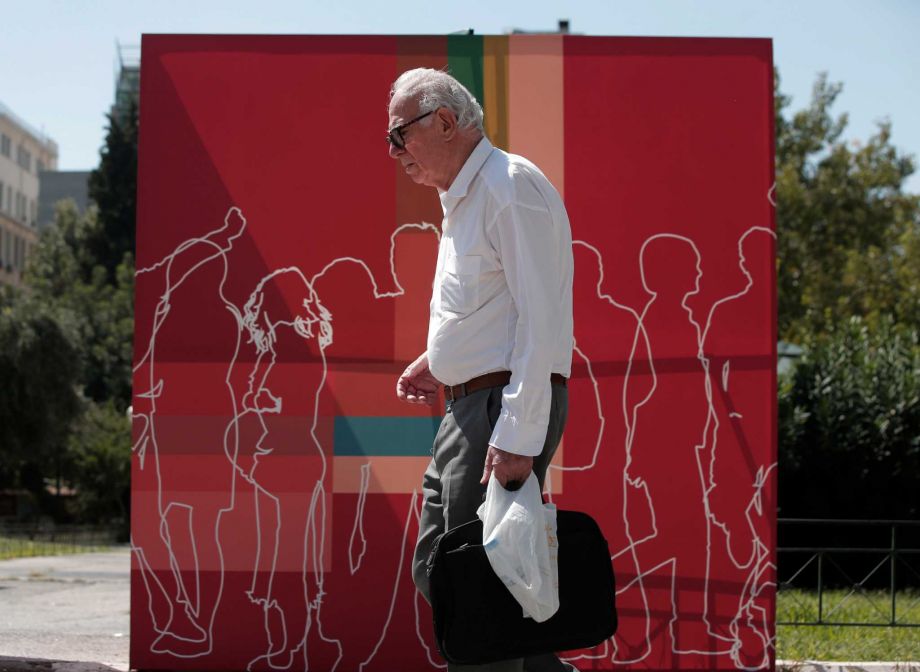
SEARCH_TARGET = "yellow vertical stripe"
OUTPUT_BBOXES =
[482,35,510,151]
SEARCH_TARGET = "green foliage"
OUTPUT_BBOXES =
[778,317,920,518]
[0,288,82,490]
[775,72,920,341]
[88,100,138,282]
[775,71,920,521]
[24,201,134,408]
[1,93,138,523]
[67,400,131,524]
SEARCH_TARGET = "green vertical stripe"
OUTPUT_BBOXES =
[447,34,484,105]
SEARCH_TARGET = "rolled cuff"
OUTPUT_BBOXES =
[488,410,548,457]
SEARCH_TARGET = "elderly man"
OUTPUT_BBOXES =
[390,68,575,672]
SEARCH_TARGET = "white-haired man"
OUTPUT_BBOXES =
[390,68,575,672]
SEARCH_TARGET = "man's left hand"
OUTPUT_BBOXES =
[480,445,533,489]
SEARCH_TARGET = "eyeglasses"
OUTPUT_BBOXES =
[386,110,434,150]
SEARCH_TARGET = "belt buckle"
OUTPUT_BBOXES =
[445,382,467,402]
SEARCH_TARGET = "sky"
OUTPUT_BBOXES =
[3,0,919,192]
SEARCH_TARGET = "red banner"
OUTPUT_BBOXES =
[132,34,776,671]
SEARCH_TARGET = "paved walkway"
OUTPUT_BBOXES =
[1,550,918,672]
[0,550,129,672]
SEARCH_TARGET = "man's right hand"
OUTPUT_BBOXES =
[396,351,441,406]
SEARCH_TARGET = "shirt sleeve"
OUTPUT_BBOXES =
[486,197,566,457]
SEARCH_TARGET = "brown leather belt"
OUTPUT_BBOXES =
[444,371,567,402]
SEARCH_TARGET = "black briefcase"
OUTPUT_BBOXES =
[426,509,617,665]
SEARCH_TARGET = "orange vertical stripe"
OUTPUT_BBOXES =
[508,35,565,197]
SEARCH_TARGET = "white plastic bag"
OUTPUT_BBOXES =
[476,472,560,622]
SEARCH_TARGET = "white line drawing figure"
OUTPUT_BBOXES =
[131,206,247,658]
[699,226,778,669]
[134,213,444,670]
[356,491,420,672]
[132,206,774,670]
[235,223,440,669]
[229,263,343,672]
[614,233,738,664]
[545,235,770,668]
[308,222,444,671]
[349,463,372,575]
[557,240,651,666]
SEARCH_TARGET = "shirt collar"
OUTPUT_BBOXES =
[438,137,494,212]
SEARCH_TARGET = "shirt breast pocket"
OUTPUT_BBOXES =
[440,254,481,315]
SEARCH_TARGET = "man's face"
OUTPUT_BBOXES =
[388,94,446,188]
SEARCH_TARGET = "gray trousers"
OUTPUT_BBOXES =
[412,383,569,672]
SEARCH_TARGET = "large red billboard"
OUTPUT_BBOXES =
[131,34,776,671]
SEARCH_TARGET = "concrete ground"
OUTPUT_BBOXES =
[1,550,918,672]
[0,550,129,672]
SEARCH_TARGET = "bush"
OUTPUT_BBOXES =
[67,400,131,527]
[779,316,920,519]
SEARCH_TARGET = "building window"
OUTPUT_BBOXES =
[16,145,32,172]
[30,200,36,226]
[37,159,45,173]
[0,134,10,158]
[0,181,4,211]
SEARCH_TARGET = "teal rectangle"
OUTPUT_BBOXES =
[334,416,442,456]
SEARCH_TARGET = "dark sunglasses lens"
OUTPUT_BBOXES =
[390,129,405,149]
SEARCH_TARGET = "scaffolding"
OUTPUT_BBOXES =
[113,40,140,124]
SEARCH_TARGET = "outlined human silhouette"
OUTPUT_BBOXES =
[618,233,732,663]
[561,240,655,667]
[700,227,777,669]
[308,222,447,671]
[131,210,775,670]
[227,264,344,672]
[131,207,247,658]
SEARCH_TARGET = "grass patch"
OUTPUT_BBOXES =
[0,535,116,560]
[777,588,920,661]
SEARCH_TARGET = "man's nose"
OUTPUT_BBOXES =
[388,141,403,159]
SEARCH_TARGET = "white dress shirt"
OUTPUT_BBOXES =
[427,137,574,457]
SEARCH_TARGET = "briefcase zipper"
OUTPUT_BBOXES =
[446,542,483,555]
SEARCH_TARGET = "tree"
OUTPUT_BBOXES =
[24,201,134,409]
[0,287,82,493]
[775,72,920,341]
[0,97,138,522]
[87,100,138,282]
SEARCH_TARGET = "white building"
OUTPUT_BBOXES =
[0,101,58,286]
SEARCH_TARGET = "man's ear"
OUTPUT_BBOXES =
[436,107,458,141]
